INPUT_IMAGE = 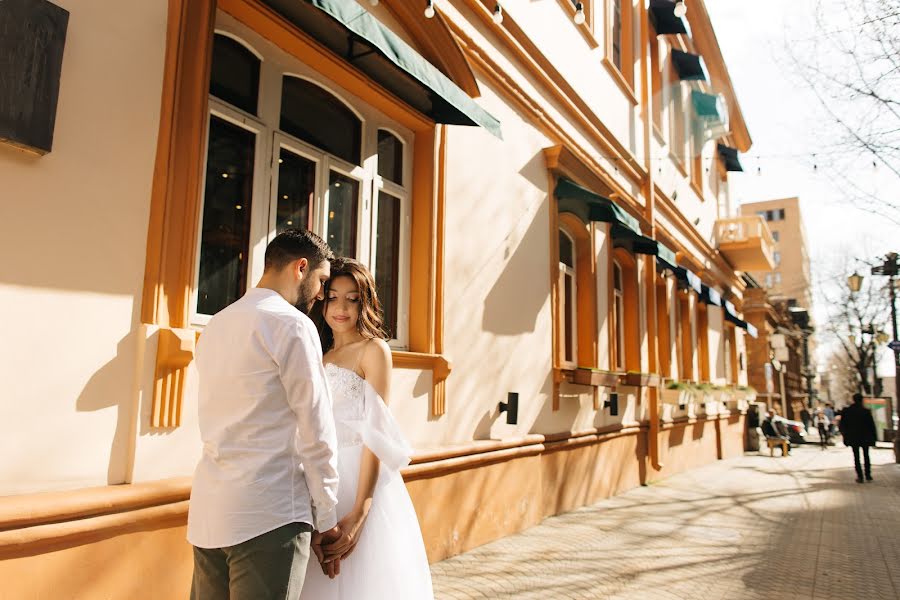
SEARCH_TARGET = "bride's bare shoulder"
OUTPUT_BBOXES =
[359,338,392,400]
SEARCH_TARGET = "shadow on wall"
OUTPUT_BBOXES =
[481,202,550,336]
[75,327,141,485]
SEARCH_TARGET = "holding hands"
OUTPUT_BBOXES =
[312,507,369,579]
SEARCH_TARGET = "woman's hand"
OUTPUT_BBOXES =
[322,506,368,562]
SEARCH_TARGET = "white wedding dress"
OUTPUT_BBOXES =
[300,363,434,600]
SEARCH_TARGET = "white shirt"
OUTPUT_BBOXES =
[187,288,339,549]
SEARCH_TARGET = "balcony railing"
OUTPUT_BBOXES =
[714,216,776,271]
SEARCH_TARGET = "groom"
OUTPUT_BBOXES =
[188,229,348,599]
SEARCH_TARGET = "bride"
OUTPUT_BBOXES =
[302,257,434,599]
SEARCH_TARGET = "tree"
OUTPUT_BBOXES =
[793,0,900,224]
[819,263,891,395]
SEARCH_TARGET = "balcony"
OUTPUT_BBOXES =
[714,216,776,271]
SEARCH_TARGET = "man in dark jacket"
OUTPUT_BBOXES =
[838,394,878,483]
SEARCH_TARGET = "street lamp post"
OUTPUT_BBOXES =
[853,253,900,463]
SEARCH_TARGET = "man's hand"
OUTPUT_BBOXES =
[313,525,349,579]
[322,508,368,562]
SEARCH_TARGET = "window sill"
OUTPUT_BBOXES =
[558,367,620,388]
[652,122,666,146]
[669,150,688,178]
[392,351,451,417]
[601,58,638,106]
[690,181,704,201]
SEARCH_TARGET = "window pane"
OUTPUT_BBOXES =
[559,231,574,268]
[377,130,403,184]
[197,117,255,315]
[564,273,575,363]
[281,77,361,164]
[615,295,625,369]
[612,0,622,69]
[327,171,359,258]
[376,192,402,339]
[613,263,623,291]
[276,148,315,233]
[210,35,260,115]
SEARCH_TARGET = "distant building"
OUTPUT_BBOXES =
[740,198,812,311]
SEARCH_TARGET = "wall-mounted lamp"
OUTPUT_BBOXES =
[499,392,519,425]
[603,392,619,416]
[492,2,503,24]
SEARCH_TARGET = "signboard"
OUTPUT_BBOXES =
[0,0,70,154]
[863,397,890,442]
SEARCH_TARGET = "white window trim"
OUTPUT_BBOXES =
[191,18,414,348]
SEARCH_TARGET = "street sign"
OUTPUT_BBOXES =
[888,340,900,352]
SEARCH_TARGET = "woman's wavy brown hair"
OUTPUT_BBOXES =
[310,257,389,352]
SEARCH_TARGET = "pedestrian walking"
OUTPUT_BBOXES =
[813,408,830,449]
[837,393,878,483]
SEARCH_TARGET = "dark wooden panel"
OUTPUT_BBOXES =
[0,0,69,155]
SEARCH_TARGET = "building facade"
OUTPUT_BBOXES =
[741,197,813,310]
[0,1,774,596]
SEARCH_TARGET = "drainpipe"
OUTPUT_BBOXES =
[638,0,662,471]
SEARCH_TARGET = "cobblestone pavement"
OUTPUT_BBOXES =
[430,441,900,600]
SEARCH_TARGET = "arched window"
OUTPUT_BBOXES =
[209,34,260,115]
[280,77,361,165]
[559,229,577,366]
[193,27,412,348]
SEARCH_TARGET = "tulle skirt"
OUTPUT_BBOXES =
[299,445,434,600]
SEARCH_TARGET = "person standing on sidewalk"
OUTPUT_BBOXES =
[838,393,878,483]
[813,408,830,449]
[188,230,348,599]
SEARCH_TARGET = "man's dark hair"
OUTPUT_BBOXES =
[264,229,334,272]
[853,393,864,404]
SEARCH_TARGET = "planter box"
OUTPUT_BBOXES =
[622,372,661,387]
[570,368,619,387]
[660,387,691,407]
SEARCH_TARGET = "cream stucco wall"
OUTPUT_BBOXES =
[0,0,169,494]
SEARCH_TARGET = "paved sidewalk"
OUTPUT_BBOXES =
[430,443,900,600]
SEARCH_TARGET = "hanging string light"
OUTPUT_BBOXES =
[573,2,586,25]
[673,1,687,18]
[368,0,379,6]
[424,0,435,19]
[493,2,503,24]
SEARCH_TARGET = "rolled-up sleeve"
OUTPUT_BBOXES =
[276,319,340,532]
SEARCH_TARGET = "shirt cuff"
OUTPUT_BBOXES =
[314,507,337,533]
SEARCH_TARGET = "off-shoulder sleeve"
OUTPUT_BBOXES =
[344,381,413,472]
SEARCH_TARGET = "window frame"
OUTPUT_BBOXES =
[559,228,579,368]
[190,25,414,348]
[612,260,626,371]
[602,0,636,102]
[667,52,687,173]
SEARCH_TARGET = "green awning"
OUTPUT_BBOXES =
[692,90,725,120]
[271,0,502,138]
[674,267,702,294]
[672,50,708,82]
[700,284,722,307]
[724,299,755,336]
[655,242,678,270]
[554,177,641,234]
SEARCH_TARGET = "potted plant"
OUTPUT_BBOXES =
[660,380,692,408]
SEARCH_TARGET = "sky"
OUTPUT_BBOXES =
[705,0,899,370]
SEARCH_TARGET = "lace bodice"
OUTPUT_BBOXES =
[325,363,367,449]
[322,362,413,471]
